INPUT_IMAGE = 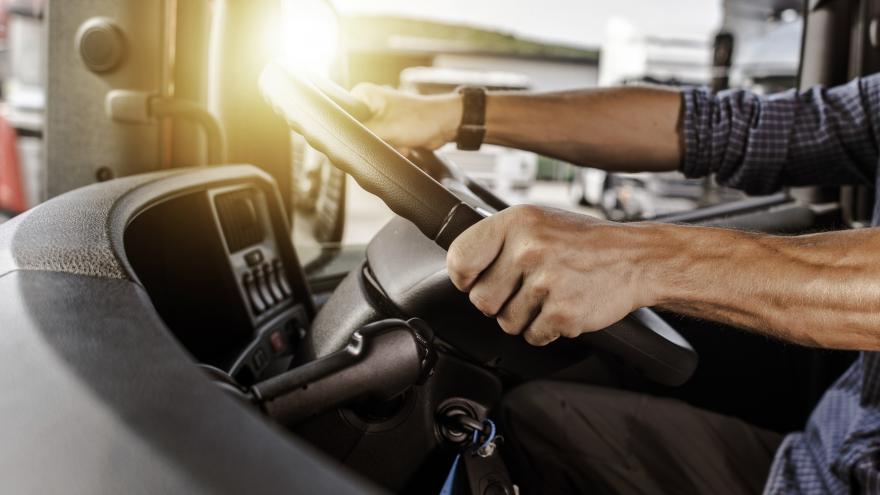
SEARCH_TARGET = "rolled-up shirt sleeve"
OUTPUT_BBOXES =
[681,74,880,195]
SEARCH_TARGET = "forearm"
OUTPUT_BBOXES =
[483,87,684,172]
[638,224,880,350]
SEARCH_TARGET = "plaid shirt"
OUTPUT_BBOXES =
[682,74,880,494]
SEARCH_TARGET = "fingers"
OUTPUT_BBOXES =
[447,214,507,292]
[522,308,570,347]
[495,277,544,336]
[350,82,388,118]
[523,305,581,347]
[467,246,522,317]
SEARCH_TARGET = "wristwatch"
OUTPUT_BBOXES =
[455,86,487,151]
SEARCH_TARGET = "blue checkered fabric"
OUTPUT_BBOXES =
[681,74,880,494]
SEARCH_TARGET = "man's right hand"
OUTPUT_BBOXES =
[351,83,462,152]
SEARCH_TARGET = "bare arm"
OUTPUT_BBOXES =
[447,204,880,351]
[648,223,880,350]
[484,88,683,171]
[353,84,684,172]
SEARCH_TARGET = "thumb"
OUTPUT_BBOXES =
[447,215,507,292]
[350,82,388,120]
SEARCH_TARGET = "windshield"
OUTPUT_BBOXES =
[286,0,803,274]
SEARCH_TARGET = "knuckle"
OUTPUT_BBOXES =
[447,249,476,288]
[468,290,494,314]
[546,308,575,329]
[514,245,543,268]
[496,315,521,335]
[528,273,552,298]
[524,329,557,347]
[512,204,542,222]
[523,331,544,346]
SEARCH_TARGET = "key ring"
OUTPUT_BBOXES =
[472,419,497,457]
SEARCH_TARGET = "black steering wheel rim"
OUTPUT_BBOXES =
[260,64,484,249]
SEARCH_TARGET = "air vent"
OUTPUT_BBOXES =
[215,189,265,253]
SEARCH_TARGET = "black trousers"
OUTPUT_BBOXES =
[498,381,783,495]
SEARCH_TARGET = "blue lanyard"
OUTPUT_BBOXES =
[439,454,462,495]
[439,419,497,495]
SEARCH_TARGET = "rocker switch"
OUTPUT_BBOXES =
[273,259,292,296]
[253,266,276,307]
[243,272,266,315]
[264,263,285,302]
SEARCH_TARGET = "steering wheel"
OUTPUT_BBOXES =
[259,63,698,386]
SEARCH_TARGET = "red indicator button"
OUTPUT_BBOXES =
[269,330,287,354]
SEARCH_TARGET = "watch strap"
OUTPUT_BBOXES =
[455,86,487,151]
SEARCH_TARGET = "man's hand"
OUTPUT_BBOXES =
[351,83,462,152]
[447,205,655,346]
[449,204,880,352]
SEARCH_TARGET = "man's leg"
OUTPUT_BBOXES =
[498,381,783,495]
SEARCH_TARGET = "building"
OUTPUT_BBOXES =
[342,15,600,92]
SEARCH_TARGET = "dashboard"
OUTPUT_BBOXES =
[124,181,312,385]
[0,165,382,493]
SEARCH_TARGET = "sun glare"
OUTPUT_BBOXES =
[269,0,340,75]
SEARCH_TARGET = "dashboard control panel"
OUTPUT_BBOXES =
[211,185,297,324]
[124,180,313,382]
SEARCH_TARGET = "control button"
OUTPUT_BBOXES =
[285,319,307,341]
[273,259,292,296]
[269,330,287,354]
[244,249,264,267]
[264,263,285,302]
[252,348,268,369]
[243,272,266,315]
[253,266,276,307]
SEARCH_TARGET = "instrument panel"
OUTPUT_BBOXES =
[211,186,294,323]
[124,181,311,384]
